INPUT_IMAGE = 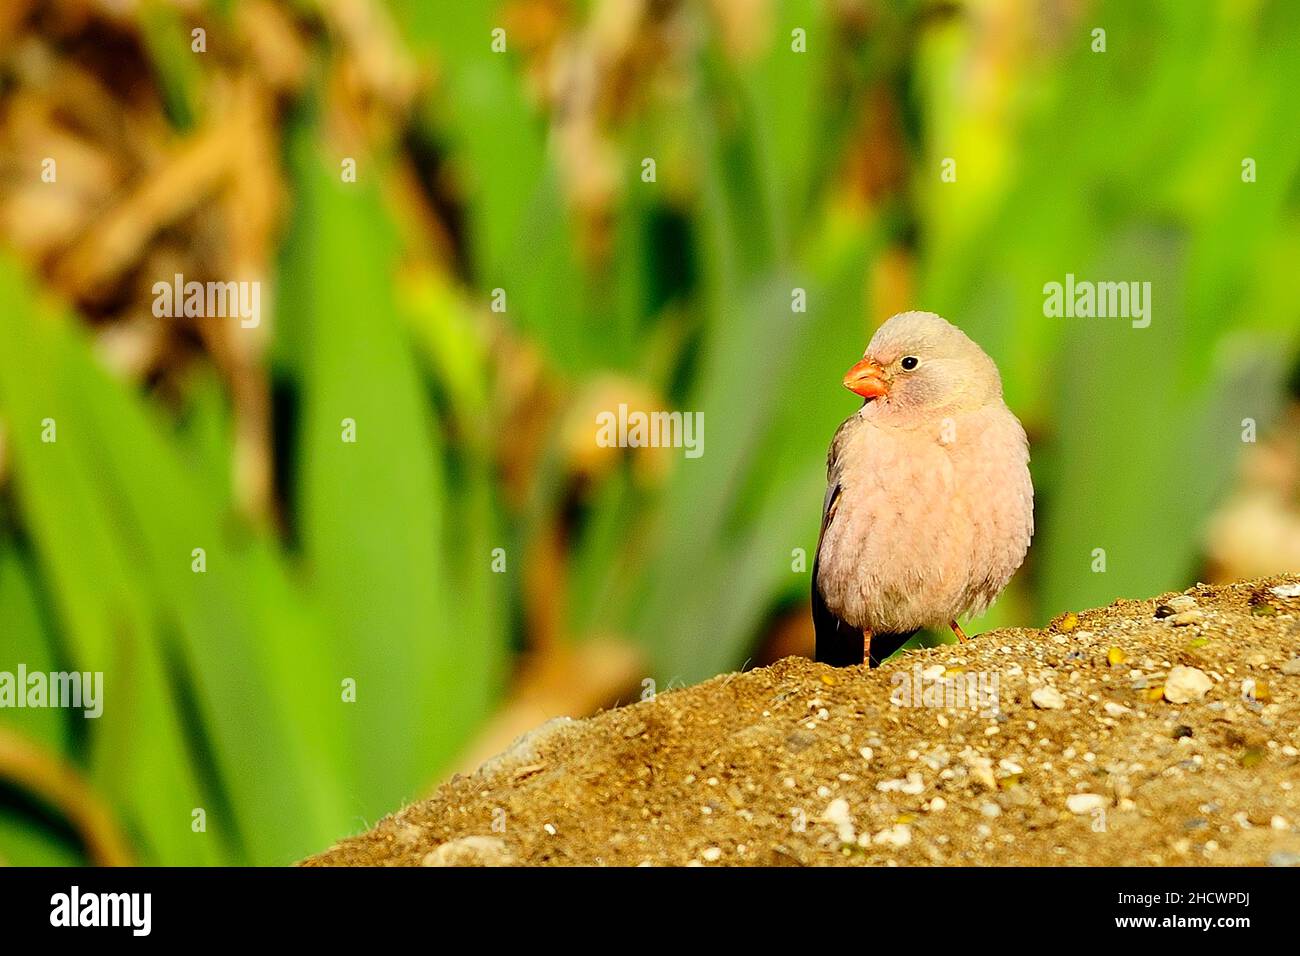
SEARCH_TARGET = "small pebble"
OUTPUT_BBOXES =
[421,836,512,867]
[1242,678,1270,702]
[1031,686,1066,710]
[1164,666,1213,704]
[1066,793,1107,814]
[821,798,856,843]
[1156,595,1198,617]
[872,824,913,847]
[877,773,925,795]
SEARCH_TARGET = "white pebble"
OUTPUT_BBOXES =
[876,773,925,795]
[821,798,856,843]
[1066,793,1107,814]
[1031,686,1066,710]
[1164,666,1213,704]
[872,824,913,847]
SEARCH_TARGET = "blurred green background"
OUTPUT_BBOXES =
[1,0,1299,865]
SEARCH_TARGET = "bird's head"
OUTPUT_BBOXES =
[842,311,1003,413]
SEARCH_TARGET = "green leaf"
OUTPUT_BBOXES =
[280,120,498,816]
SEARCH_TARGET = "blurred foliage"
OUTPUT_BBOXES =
[1,0,1299,865]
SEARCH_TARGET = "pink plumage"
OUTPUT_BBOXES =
[813,311,1034,666]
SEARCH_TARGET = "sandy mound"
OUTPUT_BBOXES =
[306,576,1300,867]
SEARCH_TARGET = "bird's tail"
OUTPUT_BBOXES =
[867,630,916,668]
[812,571,863,666]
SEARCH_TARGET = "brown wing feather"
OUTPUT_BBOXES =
[813,432,863,666]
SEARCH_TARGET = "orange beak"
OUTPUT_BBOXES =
[842,357,889,399]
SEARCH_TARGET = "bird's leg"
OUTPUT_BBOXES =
[949,619,970,644]
[863,628,873,664]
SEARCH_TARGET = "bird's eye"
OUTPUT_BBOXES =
[900,356,919,370]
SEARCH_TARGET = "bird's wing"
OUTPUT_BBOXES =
[814,476,840,557]
[812,422,863,665]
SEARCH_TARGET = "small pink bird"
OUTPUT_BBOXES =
[813,311,1034,666]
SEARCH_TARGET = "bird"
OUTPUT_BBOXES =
[812,311,1033,667]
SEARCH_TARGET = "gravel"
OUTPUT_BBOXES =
[306,575,1300,867]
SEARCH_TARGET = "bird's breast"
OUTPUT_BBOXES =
[816,405,1032,633]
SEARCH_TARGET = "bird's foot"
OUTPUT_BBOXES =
[949,619,970,644]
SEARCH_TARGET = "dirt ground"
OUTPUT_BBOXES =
[306,575,1300,867]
